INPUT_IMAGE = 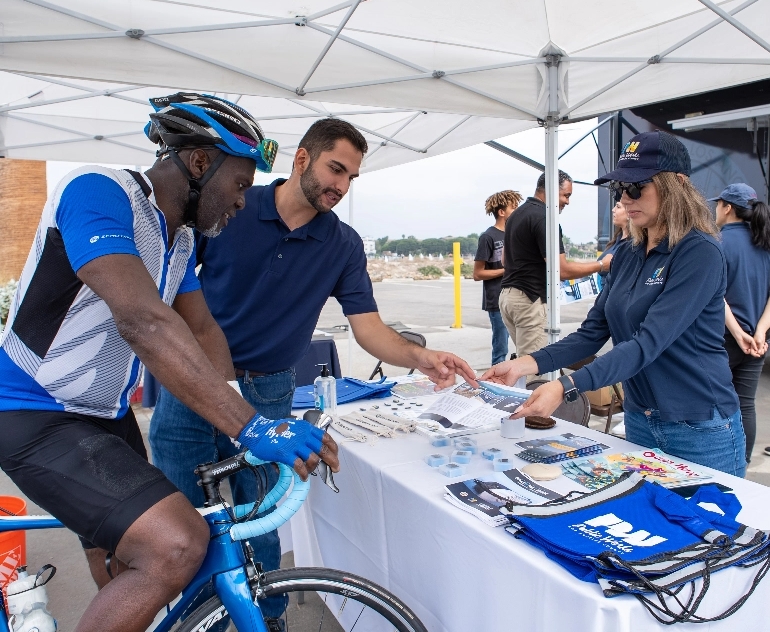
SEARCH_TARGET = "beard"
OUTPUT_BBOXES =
[200,222,223,238]
[300,163,341,213]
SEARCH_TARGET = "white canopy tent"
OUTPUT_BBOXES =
[3,0,770,341]
[0,72,537,172]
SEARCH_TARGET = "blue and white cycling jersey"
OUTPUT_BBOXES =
[0,166,200,419]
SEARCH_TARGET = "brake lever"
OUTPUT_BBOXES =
[302,410,339,493]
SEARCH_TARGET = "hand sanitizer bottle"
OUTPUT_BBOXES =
[313,364,337,416]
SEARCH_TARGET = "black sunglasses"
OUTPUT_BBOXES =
[610,179,653,202]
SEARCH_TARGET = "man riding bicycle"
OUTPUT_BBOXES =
[0,93,339,632]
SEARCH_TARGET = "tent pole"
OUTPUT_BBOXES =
[347,181,354,377]
[544,55,562,355]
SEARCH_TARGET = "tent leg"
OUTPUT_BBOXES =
[544,58,562,352]
[347,181,355,376]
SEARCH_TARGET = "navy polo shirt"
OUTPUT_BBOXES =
[196,179,378,372]
[532,230,739,422]
[721,222,770,336]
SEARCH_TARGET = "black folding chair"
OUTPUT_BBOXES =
[369,330,427,380]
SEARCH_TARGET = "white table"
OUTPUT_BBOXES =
[291,390,770,632]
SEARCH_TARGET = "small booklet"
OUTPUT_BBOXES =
[515,433,608,464]
[444,468,563,527]
[416,382,529,439]
[562,450,712,491]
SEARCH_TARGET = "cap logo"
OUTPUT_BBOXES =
[622,141,640,153]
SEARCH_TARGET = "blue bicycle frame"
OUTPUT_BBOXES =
[0,454,309,632]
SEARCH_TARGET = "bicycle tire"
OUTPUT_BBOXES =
[174,566,427,632]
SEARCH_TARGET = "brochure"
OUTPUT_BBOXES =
[562,450,712,491]
[515,433,608,464]
[416,382,529,439]
[444,468,563,527]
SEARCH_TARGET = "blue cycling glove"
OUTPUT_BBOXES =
[237,414,325,468]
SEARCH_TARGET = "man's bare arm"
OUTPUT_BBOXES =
[557,253,612,281]
[348,312,478,389]
[78,254,252,437]
[172,289,236,381]
[472,260,504,281]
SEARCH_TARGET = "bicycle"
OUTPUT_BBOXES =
[0,415,427,632]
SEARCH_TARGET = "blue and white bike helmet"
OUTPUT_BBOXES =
[144,92,278,227]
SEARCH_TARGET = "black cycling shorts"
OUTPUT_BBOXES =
[0,408,179,553]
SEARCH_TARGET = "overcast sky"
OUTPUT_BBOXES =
[46,118,600,244]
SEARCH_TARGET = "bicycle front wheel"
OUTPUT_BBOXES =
[174,567,428,632]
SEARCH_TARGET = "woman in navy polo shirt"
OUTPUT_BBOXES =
[712,183,770,464]
[481,131,746,477]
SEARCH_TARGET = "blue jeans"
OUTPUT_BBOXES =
[149,368,295,619]
[488,309,510,366]
[624,407,746,477]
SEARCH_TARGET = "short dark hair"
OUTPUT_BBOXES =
[299,118,368,161]
[536,170,572,192]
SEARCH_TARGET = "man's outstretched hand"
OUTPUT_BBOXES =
[416,349,478,390]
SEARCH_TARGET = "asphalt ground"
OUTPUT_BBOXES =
[1,277,769,628]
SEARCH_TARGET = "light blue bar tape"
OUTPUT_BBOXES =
[439,462,466,478]
[451,450,472,464]
[454,440,478,454]
[493,457,513,471]
[482,448,505,461]
[424,453,449,467]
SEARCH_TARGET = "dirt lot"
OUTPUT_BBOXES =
[367,256,469,281]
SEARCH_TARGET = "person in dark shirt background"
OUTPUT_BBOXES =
[597,200,629,291]
[474,190,522,366]
[712,183,770,464]
[498,170,609,369]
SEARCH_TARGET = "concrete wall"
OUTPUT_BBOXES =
[0,159,47,283]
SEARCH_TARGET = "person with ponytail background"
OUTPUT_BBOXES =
[712,183,770,464]
[597,200,630,290]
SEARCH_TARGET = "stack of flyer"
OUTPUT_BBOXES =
[562,450,712,491]
[515,433,608,464]
[444,468,562,527]
[416,382,529,440]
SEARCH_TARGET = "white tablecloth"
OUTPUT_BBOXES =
[291,392,770,632]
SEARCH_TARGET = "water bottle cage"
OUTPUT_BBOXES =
[9,565,56,595]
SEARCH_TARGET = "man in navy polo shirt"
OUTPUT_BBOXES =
[149,118,476,622]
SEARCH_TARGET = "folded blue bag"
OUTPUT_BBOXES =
[292,376,395,409]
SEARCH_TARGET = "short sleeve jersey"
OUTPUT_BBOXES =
[0,166,199,419]
[501,197,565,302]
[474,226,505,311]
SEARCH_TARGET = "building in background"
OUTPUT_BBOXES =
[361,236,376,256]
[597,79,770,249]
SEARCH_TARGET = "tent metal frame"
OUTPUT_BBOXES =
[4,0,770,341]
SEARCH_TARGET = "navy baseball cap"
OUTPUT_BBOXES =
[708,183,758,209]
[595,131,692,185]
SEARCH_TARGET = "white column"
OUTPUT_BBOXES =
[544,55,562,347]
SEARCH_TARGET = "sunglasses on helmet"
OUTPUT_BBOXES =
[610,179,653,202]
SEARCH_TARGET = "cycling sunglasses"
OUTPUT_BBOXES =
[610,179,653,202]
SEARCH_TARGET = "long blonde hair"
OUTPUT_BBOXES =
[629,172,718,249]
